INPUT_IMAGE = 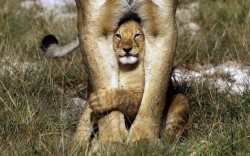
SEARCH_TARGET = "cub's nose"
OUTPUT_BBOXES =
[122,47,132,55]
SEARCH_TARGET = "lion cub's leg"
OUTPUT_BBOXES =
[97,111,128,143]
[89,88,142,121]
[164,93,190,138]
[73,101,129,149]
[86,88,142,147]
[89,88,142,150]
[90,111,128,153]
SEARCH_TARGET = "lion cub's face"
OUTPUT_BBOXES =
[113,20,145,65]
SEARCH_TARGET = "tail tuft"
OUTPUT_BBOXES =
[40,35,58,52]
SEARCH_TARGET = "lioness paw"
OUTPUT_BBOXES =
[127,118,159,143]
[89,89,114,113]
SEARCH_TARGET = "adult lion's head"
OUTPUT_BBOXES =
[113,20,145,65]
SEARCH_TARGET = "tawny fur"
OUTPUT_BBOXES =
[41,0,190,147]
[74,18,189,149]
[89,21,145,148]
[90,20,145,121]
[74,0,179,144]
[164,93,189,138]
[74,20,146,147]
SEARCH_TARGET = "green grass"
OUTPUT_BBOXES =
[0,0,249,155]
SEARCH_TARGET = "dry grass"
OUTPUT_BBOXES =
[176,0,250,66]
[0,0,249,155]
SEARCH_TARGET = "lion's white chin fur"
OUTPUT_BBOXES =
[119,56,138,64]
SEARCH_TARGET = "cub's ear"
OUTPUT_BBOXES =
[40,35,58,53]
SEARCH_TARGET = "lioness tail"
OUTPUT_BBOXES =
[40,35,79,57]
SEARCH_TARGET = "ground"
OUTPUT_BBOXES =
[0,0,249,155]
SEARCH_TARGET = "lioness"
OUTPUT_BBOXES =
[41,0,189,145]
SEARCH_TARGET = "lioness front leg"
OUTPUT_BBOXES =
[75,0,124,147]
[89,88,142,120]
[127,0,178,142]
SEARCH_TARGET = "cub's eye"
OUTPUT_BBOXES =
[115,34,122,40]
[134,34,141,39]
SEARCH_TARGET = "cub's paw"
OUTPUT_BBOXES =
[89,89,114,113]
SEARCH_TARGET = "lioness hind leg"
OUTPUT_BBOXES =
[164,93,189,138]
[73,104,93,147]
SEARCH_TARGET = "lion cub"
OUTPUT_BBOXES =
[89,19,145,123]
[86,20,145,147]
[74,20,145,146]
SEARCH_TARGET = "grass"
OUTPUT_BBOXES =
[0,0,249,155]
[176,0,250,66]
